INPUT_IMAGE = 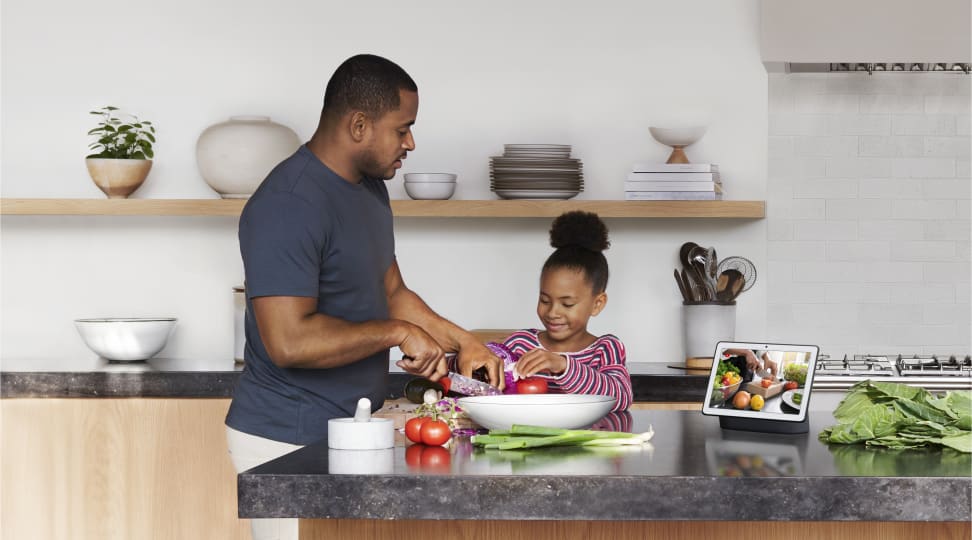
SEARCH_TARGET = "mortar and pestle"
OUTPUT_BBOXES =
[327,397,395,474]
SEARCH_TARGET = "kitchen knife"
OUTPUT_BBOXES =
[445,371,502,396]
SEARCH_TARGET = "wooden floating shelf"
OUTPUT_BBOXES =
[0,198,764,219]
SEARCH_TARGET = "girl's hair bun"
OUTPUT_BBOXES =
[549,211,610,252]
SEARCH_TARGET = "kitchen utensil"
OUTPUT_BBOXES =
[705,246,718,282]
[679,241,699,270]
[456,394,616,430]
[682,268,702,302]
[717,256,757,292]
[403,178,456,200]
[446,371,502,396]
[74,317,176,361]
[674,269,690,302]
[715,269,745,303]
[327,397,394,450]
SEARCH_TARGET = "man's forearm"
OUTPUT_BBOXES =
[387,286,467,353]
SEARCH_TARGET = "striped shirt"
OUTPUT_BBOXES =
[503,329,632,412]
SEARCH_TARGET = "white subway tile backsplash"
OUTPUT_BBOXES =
[792,220,858,241]
[891,199,957,219]
[859,178,923,199]
[924,137,971,158]
[826,241,890,261]
[890,284,955,304]
[829,115,891,136]
[924,221,972,241]
[891,241,957,261]
[825,283,891,304]
[793,94,859,114]
[768,136,794,157]
[792,178,858,198]
[827,157,891,177]
[792,304,858,326]
[769,114,830,136]
[922,179,971,199]
[792,261,859,282]
[957,159,970,177]
[859,136,923,157]
[768,241,827,261]
[859,220,925,240]
[859,304,924,325]
[768,76,970,352]
[859,94,924,114]
[794,136,858,157]
[923,262,972,282]
[768,157,826,178]
[924,95,972,114]
[892,115,956,136]
[860,262,925,282]
[891,158,956,178]
[923,304,972,326]
[958,117,971,136]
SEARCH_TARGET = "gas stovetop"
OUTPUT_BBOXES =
[813,353,972,391]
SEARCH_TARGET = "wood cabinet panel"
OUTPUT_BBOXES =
[1,399,250,540]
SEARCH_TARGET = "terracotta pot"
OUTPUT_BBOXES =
[196,115,301,199]
[85,158,153,199]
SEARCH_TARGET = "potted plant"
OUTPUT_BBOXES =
[85,106,156,198]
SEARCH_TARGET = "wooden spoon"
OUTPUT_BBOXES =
[716,269,745,303]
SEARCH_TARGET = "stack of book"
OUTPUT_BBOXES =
[624,163,722,200]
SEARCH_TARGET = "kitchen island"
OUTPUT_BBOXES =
[239,409,971,540]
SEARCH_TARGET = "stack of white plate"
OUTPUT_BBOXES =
[489,144,583,200]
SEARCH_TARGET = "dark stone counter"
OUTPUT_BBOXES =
[238,410,971,522]
[0,360,707,402]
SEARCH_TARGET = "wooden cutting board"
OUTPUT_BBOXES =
[744,380,785,399]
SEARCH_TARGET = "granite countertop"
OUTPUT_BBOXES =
[238,409,972,522]
[0,359,707,401]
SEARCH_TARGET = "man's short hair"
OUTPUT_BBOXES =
[322,54,418,120]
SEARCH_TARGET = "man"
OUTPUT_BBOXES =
[225,54,504,540]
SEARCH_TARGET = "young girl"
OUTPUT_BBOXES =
[503,211,632,411]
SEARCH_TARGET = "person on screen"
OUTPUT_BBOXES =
[721,348,779,382]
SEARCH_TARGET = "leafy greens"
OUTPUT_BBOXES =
[819,380,972,453]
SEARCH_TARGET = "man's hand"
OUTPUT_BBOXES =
[395,328,448,381]
[455,340,505,391]
[513,348,567,379]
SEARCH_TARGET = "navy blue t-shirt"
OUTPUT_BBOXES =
[226,145,395,445]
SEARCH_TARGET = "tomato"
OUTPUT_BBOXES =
[784,380,798,391]
[761,378,772,388]
[750,394,765,411]
[405,416,431,444]
[419,445,451,473]
[420,419,452,446]
[404,443,425,469]
[518,377,548,394]
[438,376,451,395]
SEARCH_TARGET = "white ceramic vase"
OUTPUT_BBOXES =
[196,115,301,199]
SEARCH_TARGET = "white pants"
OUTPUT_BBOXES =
[226,426,304,540]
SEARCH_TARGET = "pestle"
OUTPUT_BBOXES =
[353,397,372,422]
[327,396,394,450]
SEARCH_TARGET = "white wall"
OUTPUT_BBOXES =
[766,73,971,354]
[1,0,768,363]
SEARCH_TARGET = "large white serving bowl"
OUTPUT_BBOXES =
[648,125,707,147]
[74,318,177,361]
[403,180,456,200]
[457,394,617,430]
[403,173,457,183]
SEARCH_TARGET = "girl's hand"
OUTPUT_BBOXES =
[514,348,567,379]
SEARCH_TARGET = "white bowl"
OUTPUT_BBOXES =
[74,318,177,361]
[648,125,707,147]
[457,394,616,430]
[403,181,456,200]
[403,173,457,183]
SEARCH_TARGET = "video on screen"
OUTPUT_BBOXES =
[707,347,813,415]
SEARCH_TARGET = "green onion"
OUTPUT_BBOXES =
[471,424,654,449]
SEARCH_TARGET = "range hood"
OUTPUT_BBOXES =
[761,0,971,74]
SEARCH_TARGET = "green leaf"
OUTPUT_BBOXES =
[938,433,972,453]
[144,132,156,143]
[117,125,132,133]
[131,152,147,159]
[105,106,118,110]
[144,148,154,159]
